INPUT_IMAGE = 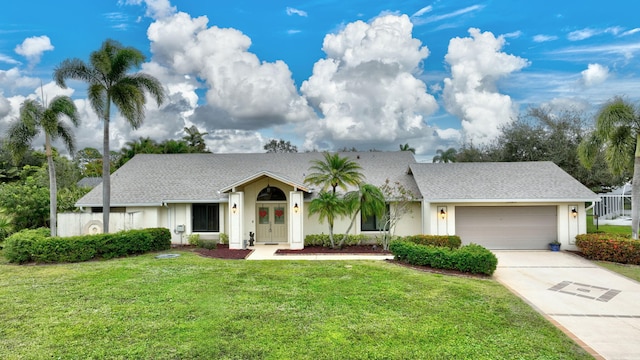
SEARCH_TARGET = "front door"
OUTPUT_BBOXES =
[256,203,287,243]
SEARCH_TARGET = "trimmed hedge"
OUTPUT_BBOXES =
[389,240,498,275]
[3,227,171,264]
[304,234,368,247]
[400,234,462,249]
[575,233,640,265]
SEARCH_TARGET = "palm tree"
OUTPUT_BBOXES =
[578,97,639,238]
[307,191,347,248]
[432,147,458,163]
[7,96,79,236]
[54,39,165,232]
[183,125,209,153]
[399,143,415,154]
[304,152,364,194]
[338,183,386,248]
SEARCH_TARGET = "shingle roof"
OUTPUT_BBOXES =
[76,152,419,207]
[409,161,599,202]
[76,177,102,188]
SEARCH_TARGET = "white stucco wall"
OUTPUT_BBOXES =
[424,202,588,250]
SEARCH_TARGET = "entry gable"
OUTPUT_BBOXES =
[220,170,310,193]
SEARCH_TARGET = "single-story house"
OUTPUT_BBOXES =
[58,152,599,251]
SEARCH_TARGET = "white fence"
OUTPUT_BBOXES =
[594,194,631,220]
[57,212,143,237]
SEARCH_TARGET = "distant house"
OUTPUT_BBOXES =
[58,152,598,250]
[76,177,102,189]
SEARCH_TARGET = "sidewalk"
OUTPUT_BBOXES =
[245,243,395,261]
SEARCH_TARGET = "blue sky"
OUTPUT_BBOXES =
[1,0,639,161]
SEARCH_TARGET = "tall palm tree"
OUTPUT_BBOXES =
[579,97,639,238]
[54,39,165,232]
[304,152,364,194]
[307,191,347,249]
[338,183,386,248]
[183,125,209,153]
[7,96,79,236]
[399,143,415,154]
[432,147,458,163]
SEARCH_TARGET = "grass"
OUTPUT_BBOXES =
[597,261,640,283]
[586,215,631,235]
[0,251,591,359]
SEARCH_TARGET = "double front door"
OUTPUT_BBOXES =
[256,203,287,243]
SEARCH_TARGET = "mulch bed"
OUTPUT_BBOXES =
[276,245,391,255]
[189,244,253,260]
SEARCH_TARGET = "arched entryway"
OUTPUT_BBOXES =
[255,186,287,243]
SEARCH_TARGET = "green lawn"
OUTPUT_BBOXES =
[587,215,632,235]
[0,251,591,359]
[597,261,640,283]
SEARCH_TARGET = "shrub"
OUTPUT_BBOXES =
[188,233,201,246]
[575,233,640,265]
[200,240,218,250]
[304,234,367,247]
[3,227,171,264]
[389,240,497,275]
[400,235,461,249]
[3,228,50,264]
[219,233,229,244]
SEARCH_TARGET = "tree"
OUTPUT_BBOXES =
[0,208,14,242]
[75,147,103,177]
[579,97,639,238]
[338,183,386,248]
[304,153,364,194]
[183,125,209,152]
[307,191,347,249]
[378,179,416,250]
[54,39,166,232]
[264,139,298,153]
[6,96,79,236]
[0,166,50,230]
[432,148,457,163]
[399,143,415,154]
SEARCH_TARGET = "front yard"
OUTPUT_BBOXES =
[0,251,591,359]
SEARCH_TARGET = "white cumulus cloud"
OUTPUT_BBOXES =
[120,0,176,19]
[14,36,54,67]
[581,63,609,87]
[442,28,529,145]
[300,14,438,150]
[286,7,308,17]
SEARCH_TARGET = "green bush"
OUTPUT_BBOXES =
[3,228,50,264]
[200,240,218,250]
[188,233,201,246]
[304,234,367,247]
[389,240,498,275]
[3,227,171,264]
[400,234,461,249]
[219,233,229,244]
[576,233,640,265]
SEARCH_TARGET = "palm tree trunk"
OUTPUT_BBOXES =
[632,141,640,239]
[328,222,336,249]
[102,109,111,233]
[339,212,359,248]
[46,134,57,237]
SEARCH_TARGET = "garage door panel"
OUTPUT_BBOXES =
[455,206,557,250]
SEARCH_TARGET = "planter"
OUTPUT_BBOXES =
[549,243,561,252]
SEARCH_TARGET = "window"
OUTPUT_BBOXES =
[192,204,220,232]
[361,205,389,231]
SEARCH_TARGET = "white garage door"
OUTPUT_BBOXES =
[455,206,557,250]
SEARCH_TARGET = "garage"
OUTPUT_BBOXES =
[455,206,557,250]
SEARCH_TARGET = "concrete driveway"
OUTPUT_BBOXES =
[493,251,640,360]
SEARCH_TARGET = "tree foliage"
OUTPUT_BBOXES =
[305,152,364,194]
[432,148,457,163]
[578,97,640,238]
[264,139,298,153]
[378,179,416,250]
[458,106,625,192]
[54,38,166,233]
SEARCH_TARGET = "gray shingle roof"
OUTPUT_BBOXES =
[76,152,419,207]
[409,161,599,202]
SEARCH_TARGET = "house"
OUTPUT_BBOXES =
[58,152,598,251]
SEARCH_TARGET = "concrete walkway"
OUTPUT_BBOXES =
[493,251,640,360]
[245,244,395,261]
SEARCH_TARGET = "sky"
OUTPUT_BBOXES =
[1,0,639,162]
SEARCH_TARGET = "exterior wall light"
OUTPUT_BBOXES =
[232,203,237,214]
[293,203,299,213]
[571,207,577,218]
[440,208,446,220]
